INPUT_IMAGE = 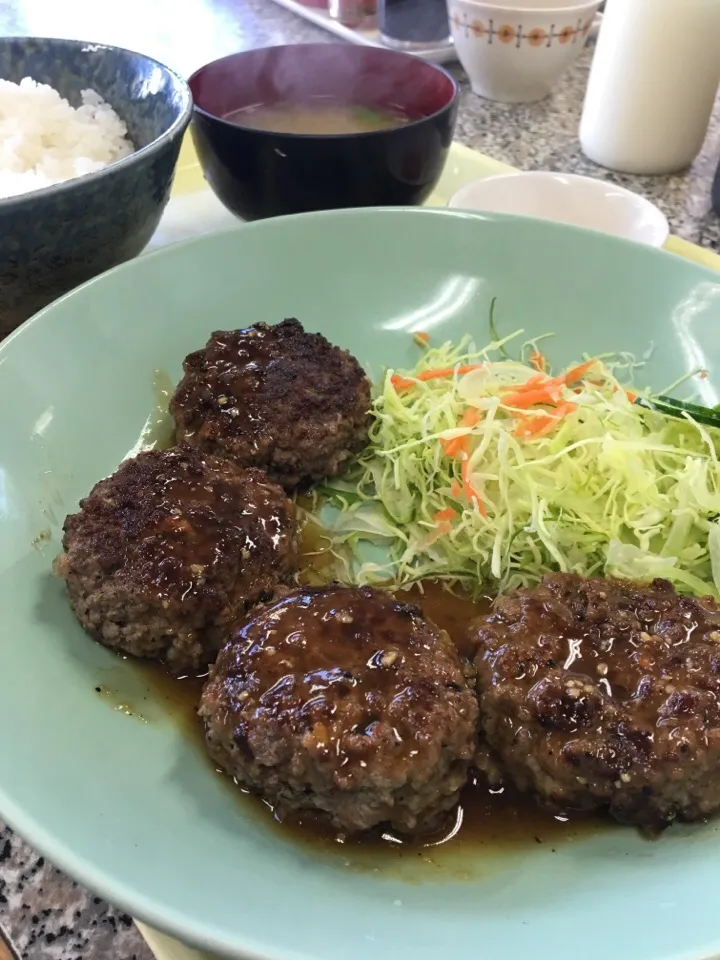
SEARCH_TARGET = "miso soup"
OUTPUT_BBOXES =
[223,99,413,135]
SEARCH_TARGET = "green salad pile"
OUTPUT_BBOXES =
[320,331,720,597]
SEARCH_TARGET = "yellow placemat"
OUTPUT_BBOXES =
[173,135,207,194]
[137,923,208,960]
[665,234,720,269]
[163,135,720,272]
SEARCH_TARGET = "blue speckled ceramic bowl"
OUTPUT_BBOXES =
[0,37,192,336]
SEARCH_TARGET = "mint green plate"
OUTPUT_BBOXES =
[3,208,720,960]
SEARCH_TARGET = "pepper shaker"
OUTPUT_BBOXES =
[580,0,720,175]
[378,0,451,52]
[712,156,720,216]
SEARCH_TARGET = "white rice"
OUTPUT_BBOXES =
[0,77,135,199]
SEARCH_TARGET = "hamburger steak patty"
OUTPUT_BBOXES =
[169,319,371,489]
[200,585,479,835]
[55,448,297,674]
[470,573,720,828]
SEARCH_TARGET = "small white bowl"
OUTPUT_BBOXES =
[448,0,602,104]
[448,171,670,247]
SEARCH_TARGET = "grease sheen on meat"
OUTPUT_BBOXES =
[470,573,720,828]
[169,319,371,489]
[55,448,297,674]
[200,585,479,835]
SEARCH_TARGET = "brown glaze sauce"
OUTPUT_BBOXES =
[127,520,606,869]
[211,583,475,784]
[78,448,294,611]
[171,321,369,454]
[181,324,284,415]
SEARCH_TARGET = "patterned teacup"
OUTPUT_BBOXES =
[448,0,602,103]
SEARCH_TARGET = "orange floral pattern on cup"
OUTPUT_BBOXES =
[449,12,595,47]
[526,27,547,47]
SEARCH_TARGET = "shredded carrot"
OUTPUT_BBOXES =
[397,358,597,397]
[502,384,563,409]
[502,360,597,409]
[417,364,484,382]
[461,407,483,428]
[563,359,596,385]
[539,401,577,434]
[614,386,638,403]
[514,402,577,439]
[391,364,484,392]
[441,435,468,458]
[413,331,430,348]
[423,506,456,546]
[559,400,579,415]
[500,373,545,393]
[440,409,483,458]
[461,454,487,517]
[529,351,546,373]
[423,521,452,547]
[514,414,554,438]
[438,422,486,515]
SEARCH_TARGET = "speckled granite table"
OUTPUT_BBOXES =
[2,0,720,957]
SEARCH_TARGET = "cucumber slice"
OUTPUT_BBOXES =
[636,394,720,429]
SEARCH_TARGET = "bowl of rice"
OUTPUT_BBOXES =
[0,36,192,336]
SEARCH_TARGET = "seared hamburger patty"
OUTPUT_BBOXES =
[169,319,371,489]
[470,573,720,828]
[55,448,297,674]
[200,585,478,835]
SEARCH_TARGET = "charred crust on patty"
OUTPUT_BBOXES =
[56,447,298,674]
[200,584,479,835]
[469,573,720,828]
[169,319,371,489]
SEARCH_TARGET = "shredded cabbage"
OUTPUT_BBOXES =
[320,334,720,597]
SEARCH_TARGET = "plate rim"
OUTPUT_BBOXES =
[4,205,720,362]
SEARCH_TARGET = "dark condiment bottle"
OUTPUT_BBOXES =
[378,0,451,49]
[712,156,720,217]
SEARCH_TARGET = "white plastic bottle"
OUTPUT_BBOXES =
[579,0,720,175]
